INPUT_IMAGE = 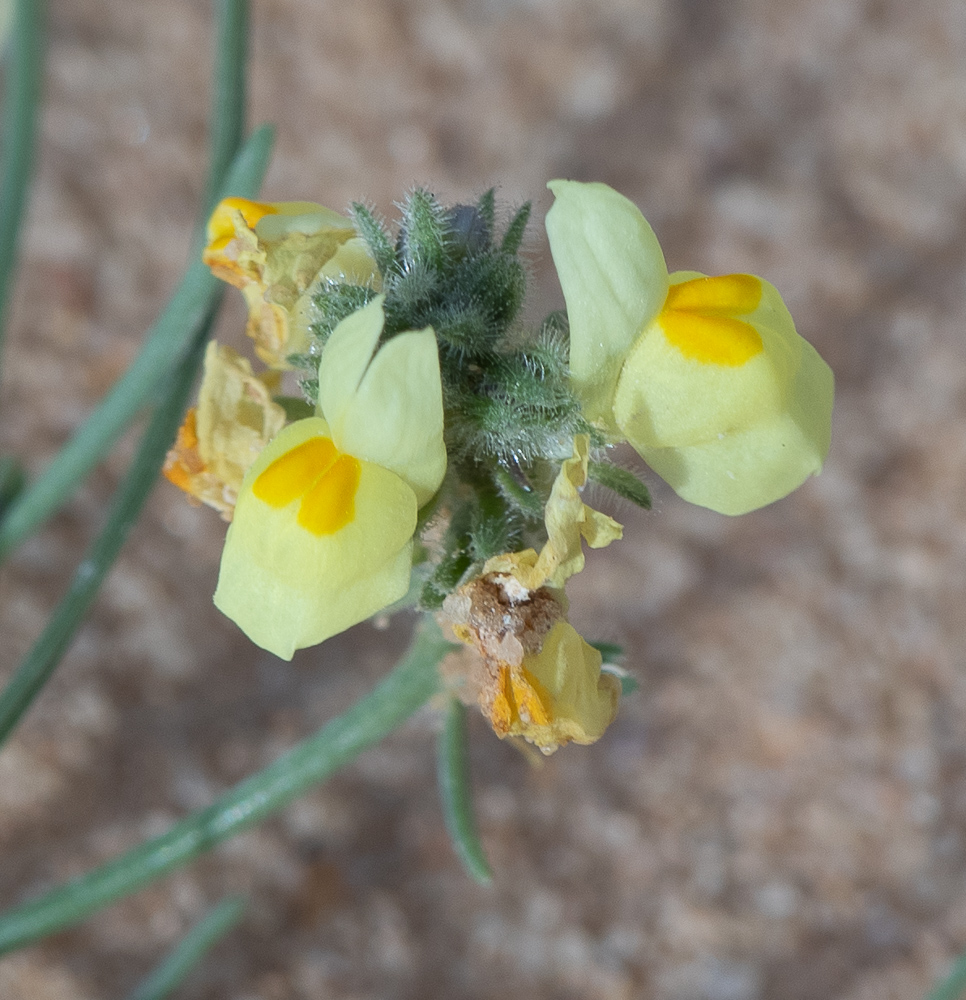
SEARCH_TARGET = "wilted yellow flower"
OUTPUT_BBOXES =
[483,433,622,592]
[490,622,619,751]
[442,436,622,752]
[163,341,285,519]
[202,197,379,368]
[214,297,446,659]
[545,180,834,516]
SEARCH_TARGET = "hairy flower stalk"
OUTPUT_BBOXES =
[166,182,834,753]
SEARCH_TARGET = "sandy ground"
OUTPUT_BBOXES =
[2,0,966,997]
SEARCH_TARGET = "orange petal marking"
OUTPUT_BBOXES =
[659,273,764,366]
[205,197,279,244]
[252,435,361,537]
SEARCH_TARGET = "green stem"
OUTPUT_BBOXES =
[0,0,44,366]
[0,124,273,561]
[0,315,213,748]
[0,620,452,954]
[125,896,245,1000]
[436,698,492,884]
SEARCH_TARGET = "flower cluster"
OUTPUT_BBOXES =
[165,182,833,752]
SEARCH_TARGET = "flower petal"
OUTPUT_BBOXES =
[213,417,418,658]
[482,435,622,592]
[163,341,285,519]
[318,297,447,507]
[535,434,623,587]
[546,180,669,431]
[316,296,385,433]
[614,274,802,449]
[615,273,834,514]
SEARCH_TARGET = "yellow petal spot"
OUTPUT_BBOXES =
[252,435,361,536]
[206,197,279,249]
[659,273,764,366]
[487,664,552,737]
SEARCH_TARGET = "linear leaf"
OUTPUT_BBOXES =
[926,951,966,1000]
[0,316,212,747]
[125,896,245,1000]
[0,619,452,954]
[0,0,43,364]
[0,124,273,560]
[436,697,492,884]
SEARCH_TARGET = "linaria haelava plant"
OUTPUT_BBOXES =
[165,182,834,756]
[0,1,854,983]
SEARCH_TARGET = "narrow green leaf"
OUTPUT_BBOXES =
[591,642,638,695]
[0,619,452,954]
[0,1,14,49]
[602,666,639,697]
[403,189,449,273]
[0,0,44,364]
[200,0,248,223]
[436,698,492,884]
[926,951,966,1000]
[125,896,245,1000]
[589,640,624,664]
[420,549,472,610]
[494,466,545,520]
[272,395,314,423]
[0,317,212,748]
[0,454,25,515]
[0,124,273,561]
[587,459,652,511]
[500,201,531,256]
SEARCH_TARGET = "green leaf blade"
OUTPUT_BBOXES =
[926,950,966,1000]
[125,896,246,1000]
[0,124,273,561]
[0,0,44,365]
[587,459,652,510]
[436,698,493,884]
[0,619,452,954]
[0,318,212,748]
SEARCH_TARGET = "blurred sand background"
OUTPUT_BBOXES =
[2,0,965,997]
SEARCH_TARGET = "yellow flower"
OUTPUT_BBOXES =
[545,180,834,515]
[442,436,622,752]
[163,341,285,520]
[202,197,379,368]
[214,297,446,659]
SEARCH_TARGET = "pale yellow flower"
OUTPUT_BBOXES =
[214,298,447,659]
[546,180,834,515]
[486,621,619,751]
